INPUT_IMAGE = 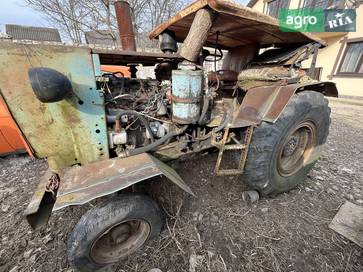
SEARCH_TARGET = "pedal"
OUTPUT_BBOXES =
[212,126,254,176]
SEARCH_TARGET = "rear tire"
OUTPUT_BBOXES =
[67,194,162,272]
[242,91,331,196]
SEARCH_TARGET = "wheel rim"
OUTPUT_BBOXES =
[277,121,317,177]
[90,219,150,264]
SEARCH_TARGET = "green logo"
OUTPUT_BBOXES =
[279,9,324,32]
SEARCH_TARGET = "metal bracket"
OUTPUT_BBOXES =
[24,171,58,229]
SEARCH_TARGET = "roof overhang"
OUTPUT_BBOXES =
[149,0,326,49]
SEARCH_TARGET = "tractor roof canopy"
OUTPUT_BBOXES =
[149,0,326,49]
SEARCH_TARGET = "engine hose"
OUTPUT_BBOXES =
[127,125,188,157]
[198,95,210,125]
[115,110,155,143]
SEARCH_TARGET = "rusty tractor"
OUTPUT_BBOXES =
[0,0,338,271]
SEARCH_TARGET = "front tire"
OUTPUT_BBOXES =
[67,194,162,272]
[242,91,331,196]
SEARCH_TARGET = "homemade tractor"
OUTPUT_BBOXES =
[0,0,338,271]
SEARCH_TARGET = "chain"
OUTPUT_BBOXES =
[45,174,60,197]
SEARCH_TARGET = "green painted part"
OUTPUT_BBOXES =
[0,41,109,171]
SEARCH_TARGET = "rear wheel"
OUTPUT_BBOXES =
[242,91,331,196]
[67,194,162,272]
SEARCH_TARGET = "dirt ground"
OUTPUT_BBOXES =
[0,99,362,272]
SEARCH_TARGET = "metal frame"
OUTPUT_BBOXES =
[212,126,254,176]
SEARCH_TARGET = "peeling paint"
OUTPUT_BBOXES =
[0,41,109,171]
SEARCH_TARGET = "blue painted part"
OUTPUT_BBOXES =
[171,69,203,124]
[173,104,200,120]
[46,47,109,167]
[71,51,109,163]
[92,54,102,77]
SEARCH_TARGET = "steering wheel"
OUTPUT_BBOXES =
[204,47,224,62]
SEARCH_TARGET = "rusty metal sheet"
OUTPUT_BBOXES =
[0,41,109,171]
[231,85,297,127]
[93,48,183,66]
[24,170,56,229]
[231,81,338,128]
[53,153,194,211]
[149,0,326,49]
[297,81,338,97]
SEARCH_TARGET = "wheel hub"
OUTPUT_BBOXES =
[110,223,131,244]
[90,220,150,264]
[282,135,299,157]
[277,121,317,177]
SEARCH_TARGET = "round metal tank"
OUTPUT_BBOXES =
[171,69,203,124]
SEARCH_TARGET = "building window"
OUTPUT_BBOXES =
[303,0,341,9]
[337,41,363,76]
[267,0,290,18]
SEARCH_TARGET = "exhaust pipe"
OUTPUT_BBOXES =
[114,0,136,51]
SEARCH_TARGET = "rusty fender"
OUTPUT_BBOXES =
[230,82,338,128]
[25,153,194,229]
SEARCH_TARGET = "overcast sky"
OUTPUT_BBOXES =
[0,0,250,32]
[0,0,49,31]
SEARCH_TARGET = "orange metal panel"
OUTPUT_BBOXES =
[100,65,131,77]
[0,130,14,154]
[0,95,33,156]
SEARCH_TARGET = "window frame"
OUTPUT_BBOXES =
[303,0,341,9]
[303,0,361,9]
[265,0,291,18]
[336,38,363,78]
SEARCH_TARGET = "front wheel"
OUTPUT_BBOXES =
[67,194,163,272]
[242,91,331,196]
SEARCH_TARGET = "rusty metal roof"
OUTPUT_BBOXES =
[149,0,326,49]
[93,48,183,66]
[5,24,61,42]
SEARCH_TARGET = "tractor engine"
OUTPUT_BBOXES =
[99,75,170,153]
[98,68,207,157]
